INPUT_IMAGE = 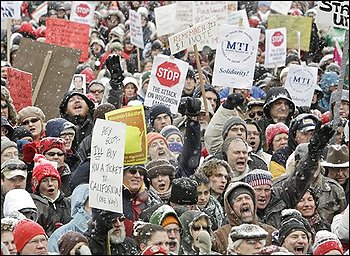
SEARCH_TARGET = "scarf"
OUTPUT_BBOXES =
[149,185,172,201]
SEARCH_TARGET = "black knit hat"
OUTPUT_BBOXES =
[149,105,173,127]
[145,159,176,180]
[169,177,198,205]
[59,90,95,117]
[11,126,33,142]
[92,103,116,123]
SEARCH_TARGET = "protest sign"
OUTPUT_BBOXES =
[270,2,292,15]
[316,1,349,30]
[105,105,148,165]
[212,24,260,89]
[227,10,249,27]
[70,1,95,26]
[284,64,318,107]
[45,18,90,62]
[1,2,21,19]
[175,2,193,34]
[12,38,81,120]
[6,67,32,112]
[168,16,218,55]
[144,55,188,114]
[89,119,126,213]
[154,3,176,36]
[129,9,144,49]
[264,28,287,68]
[268,14,313,51]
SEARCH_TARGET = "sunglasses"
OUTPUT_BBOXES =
[248,111,264,119]
[45,152,65,157]
[128,168,146,176]
[1,163,27,171]
[1,103,8,109]
[60,132,75,139]
[21,117,40,126]
[112,215,126,223]
[192,225,209,232]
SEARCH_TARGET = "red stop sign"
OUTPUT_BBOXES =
[76,4,90,18]
[156,61,181,87]
[271,31,284,47]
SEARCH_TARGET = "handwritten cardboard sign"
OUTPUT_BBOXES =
[212,24,260,89]
[154,3,176,36]
[105,105,147,165]
[129,9,144,49]
[316,1,349,30]
[89,119,126,213]
[45,18,90,62]
[284,64,318,107]
[6,68,32,112]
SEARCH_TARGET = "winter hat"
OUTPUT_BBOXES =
[229,223,268,243]
[169,177,198,205]
[58,231,89,255]
[162,215,180,227]
[321,144,349,168]
[244,169,272,187]
[59,91,95,117]
[296,116,318,132]
[45,118,76,138]
[80,67,95,85]
[38,137,66,155]
[92,103,116,123]
[278,209,311,245]
[319,71,339,92]
[265,122,289,148]
[312,230,343,255]
[123,76,139,90]
[145,159,176,180]
[141,71,151,86]
[227,183,255,205]
[160,125,183,143]
[1,86,17,125]
[329,89,349,117]
[149,204,182,228]
[1,116,14,139]
[1,137,17,154]
[3,189,37,219]
[149,105,173,127]
[13,219,46,253]
[31,154,61,193]
[222,116,247,140]
[1,159,27,180]
[279,67,289,81]
[141,245,168,255]
[147,132,168,148]
[87,80,105,92]
[11,126,33,142]
[17,106,45,125]
[258,245,291,255]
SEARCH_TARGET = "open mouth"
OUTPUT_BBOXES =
[157,183,166,190]
[249,141,256,146]
[294,246,305,254]
[240,205,252,217]
[168,241,177,250]
[236,161,245,168]
[158,150,166,157]
[47,188,55,194]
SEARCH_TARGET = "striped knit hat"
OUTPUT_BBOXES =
[243,169,272,187]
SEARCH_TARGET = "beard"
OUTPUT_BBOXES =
[108,226,126,244]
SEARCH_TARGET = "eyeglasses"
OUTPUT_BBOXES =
[1,163,27,172]
[192,225,209,232]
[246,239,266,245]
[89,89,104,94]
[128,168,146,176]
[28,237,48,246]
[45,152,65,157]
[1,103,8,109]
[249,111,264,119]
[112,216,126,223]
[60,132,75,139]
[21,117,40,126]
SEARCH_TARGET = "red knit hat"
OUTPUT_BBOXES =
[38,137,66,155]
[313,230,343,255]
[265,122,289,148]
[13,219,46,253]
[31,154,61,193]
[141,245,168,255]
[147,132,168,148]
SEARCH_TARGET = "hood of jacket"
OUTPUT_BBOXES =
[3,189,37,217]
[59,91,95,119]
[71,183,89,217]
[329,89,349,118]
[263,87,295,122]
[193,83,221,112]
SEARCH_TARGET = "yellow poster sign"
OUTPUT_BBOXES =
[105,105,147,165]
[267,14,313,51]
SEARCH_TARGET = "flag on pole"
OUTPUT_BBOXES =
[333,40,342,67]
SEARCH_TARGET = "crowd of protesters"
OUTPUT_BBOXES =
[1,1,349,255]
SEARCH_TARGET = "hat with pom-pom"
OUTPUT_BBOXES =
[38,137,66,155]
[265,122,289,149]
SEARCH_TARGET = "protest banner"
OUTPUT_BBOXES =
[31,1,47,22]
[105,105,148,165]
[264,28,287,68]
[268,14,313,51]
[89,119,126,213]
[1,1,21,19]
[70,1,95,26]
[175,2,193,34]
[144,55,189,114]
[227,10,249,27]
[6,67,32,112]
[129,9,144,49]
[154,3,176,36]
[12,38,81,120]
[212,24,260,89]
[270,2,292,15]
[316,1,349,30]
[284,64,318,107]
[45,18,90,62]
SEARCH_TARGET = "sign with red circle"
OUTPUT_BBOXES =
[75,3,90,18]
[156,61,181,87]
[271,31,284,47]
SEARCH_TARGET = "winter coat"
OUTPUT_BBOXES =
[31,190,72,237]
[69,158,90,192]
[59,91,95,151]
[47,184,91,253]
[65,148,80,173]
[202,195,226,231]
[58,163,72,197]
[212,182,276,255]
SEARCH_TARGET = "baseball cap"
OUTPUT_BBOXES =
[1,159,27,179]
[297,118,317,132]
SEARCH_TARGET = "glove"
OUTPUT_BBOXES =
[197,230,211,255]
[178,97,201,116]
[223,93,244,109]
[105,54,124,83]
[308,121,335,158]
